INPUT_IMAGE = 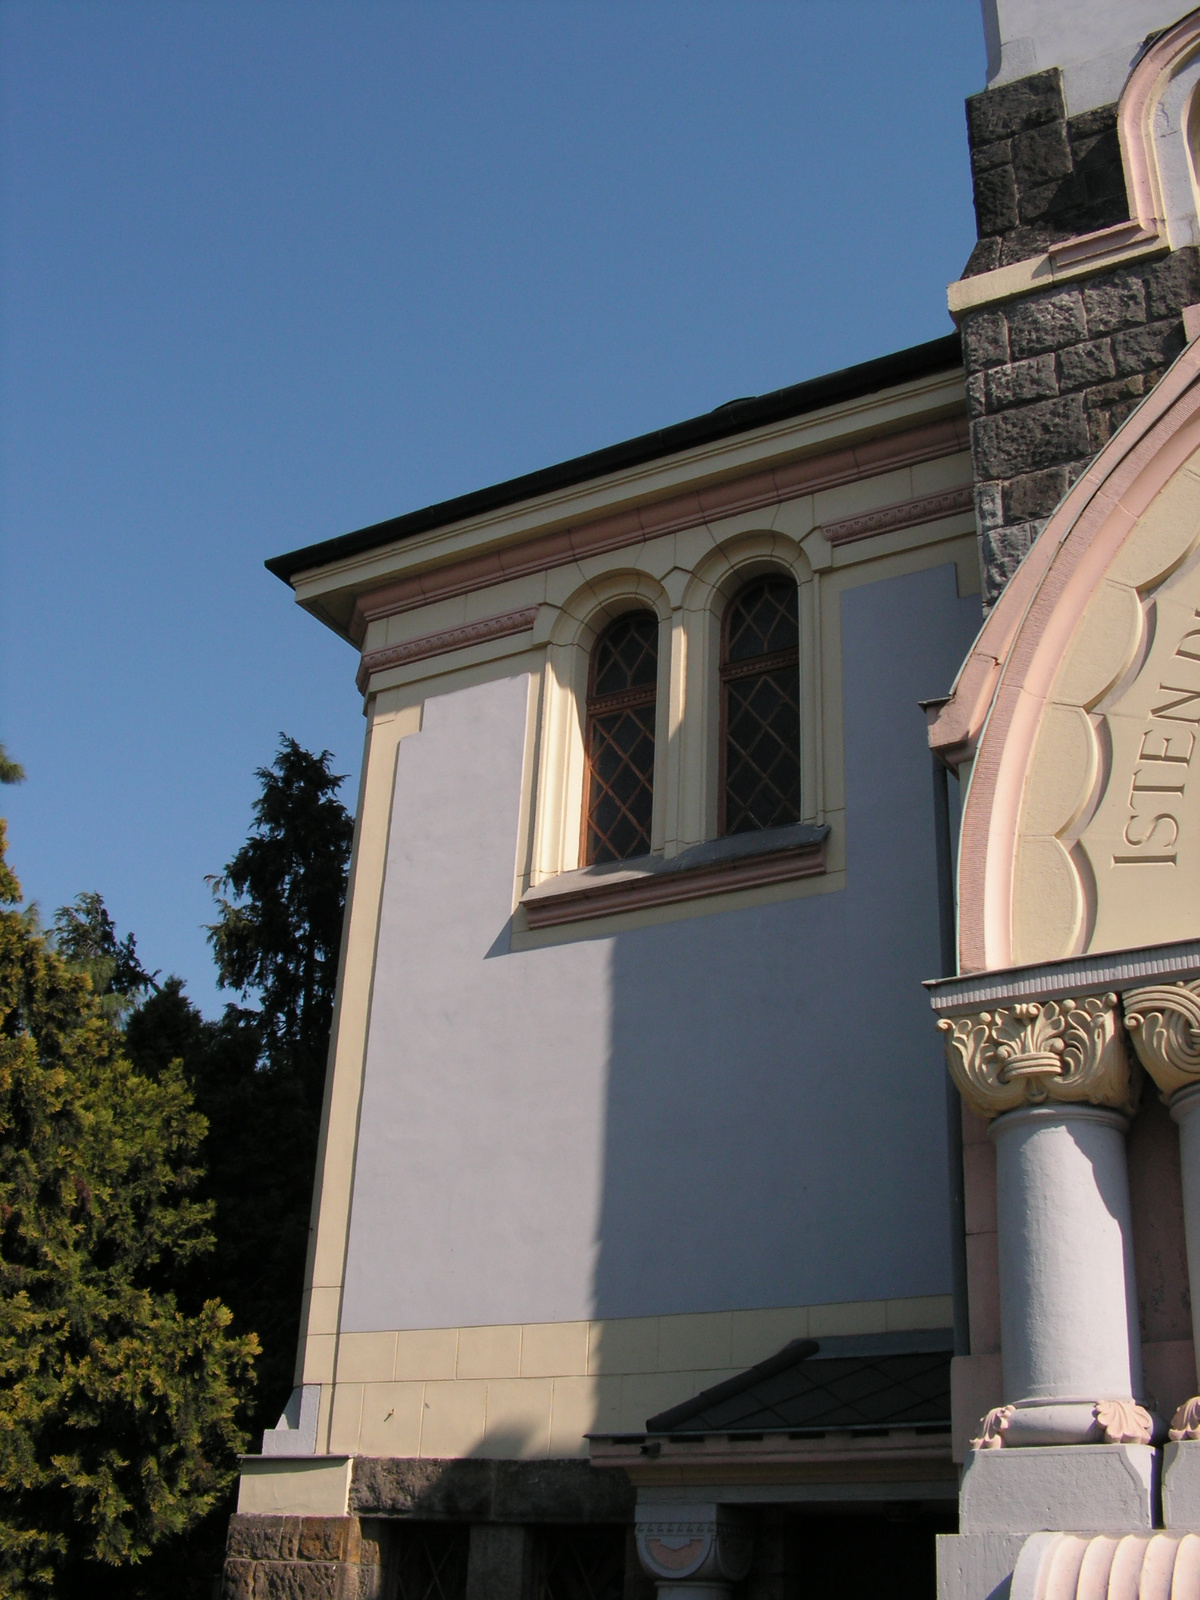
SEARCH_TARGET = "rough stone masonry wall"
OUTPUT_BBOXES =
[958,67,1200,607]
[222,1514,384,1600]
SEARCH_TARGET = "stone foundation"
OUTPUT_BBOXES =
[222,1514,384,1600]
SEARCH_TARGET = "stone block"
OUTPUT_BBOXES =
[985,355,1057,412]
[228,1515,285,1561]
[1058,339,1115,391]
[1113,320,1185,378]
[962,310,1010,371]
[1164,1439,1200,1529]
[972,396,1089,479]
[1007,289,1086,359]
[973,481,1004,534]
[1011,123,1072,187]
[959,1444,1157,1535]
[1017,175,1081,227]
[974,166,1019,237]
[966,70,1064,146]
[981,523,1041,604]
[255,1561,342,1599]
[965,237,1003,278]
[1003,467,1068,524]
[937,1532,1027,1600]
[1143,249,1200,320]
[967,372,987,419]
[221,1557,256,1600]
[972,140,1012,175]
[1082,275,1147,336]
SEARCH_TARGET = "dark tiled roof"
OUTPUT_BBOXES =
[266,333,962,583]
[645,1332,952,1436]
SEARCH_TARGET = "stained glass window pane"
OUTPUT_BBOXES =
[721,577,801,834]
[585,611,657,864]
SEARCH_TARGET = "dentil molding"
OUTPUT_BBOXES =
[937,994,1136,1121]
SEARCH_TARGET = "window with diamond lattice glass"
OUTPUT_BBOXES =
[582,611,658,864]
[720,575,801,834]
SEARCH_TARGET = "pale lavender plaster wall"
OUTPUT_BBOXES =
[339,562,980,1332]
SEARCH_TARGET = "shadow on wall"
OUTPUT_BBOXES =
[588,563,981,1414]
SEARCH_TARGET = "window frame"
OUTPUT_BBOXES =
[717,574,803,837]
[580,609,660,865]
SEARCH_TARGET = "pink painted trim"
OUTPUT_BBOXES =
[931,342,1200,972]
[355,605,538,693]
[349,417,970,642]
[823,485,973,547]
[1113,7,1200,238]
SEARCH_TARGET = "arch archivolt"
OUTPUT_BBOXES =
[930,341,1200,971]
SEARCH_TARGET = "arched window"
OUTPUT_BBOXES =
[720,576,801,834]
[583,611,658,864]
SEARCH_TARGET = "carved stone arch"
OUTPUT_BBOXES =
[929,340,1200,971]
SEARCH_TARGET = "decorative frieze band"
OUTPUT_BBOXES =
[821,485,973,547]
[349,416,970,639]
[635,1505,753,1588]
[356,606,539,694]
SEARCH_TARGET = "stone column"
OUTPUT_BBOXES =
[635,1505,751,1600]
[1124,980,1200,1445]
[939,992,1152,1447]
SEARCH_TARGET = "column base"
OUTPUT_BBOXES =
[959,1444,1158,1535]
[973,1398,1156,1448]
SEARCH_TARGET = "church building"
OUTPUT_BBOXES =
[223,5,1200,1597]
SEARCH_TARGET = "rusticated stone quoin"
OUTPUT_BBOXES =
[955,61,1200,609]
[963,251,1200,604]
[221,1515,384,1600]
[962,69,1128,278]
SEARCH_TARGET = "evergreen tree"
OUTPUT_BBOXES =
[198,737,352,1425]
[52,893,157,1025]
[0,823,256,1598]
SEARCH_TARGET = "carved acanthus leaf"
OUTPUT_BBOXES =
[1169,1395,1200,1441]
[1123,981,1200,1100]
[969,1405,1013,1450]
[1093,1399,1154,1445]
[938,993,1135,1120]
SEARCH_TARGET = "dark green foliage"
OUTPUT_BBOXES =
[0,745,24,785]
[0,823,257,1599]
[52,893,157,1025]
[199,737,352,1426]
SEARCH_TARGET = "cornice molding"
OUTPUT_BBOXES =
[822,485,973,546]
[356,605,539,694]
[925,938,1200,1015]
[937,993,1136,1120]
[349,416,970,642]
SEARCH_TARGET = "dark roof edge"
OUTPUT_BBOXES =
[266,331,963,585]
[644,1338,819,1433]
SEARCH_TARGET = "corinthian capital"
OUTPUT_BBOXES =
[937,993,1136,1121]
[1123,980,1200,1099]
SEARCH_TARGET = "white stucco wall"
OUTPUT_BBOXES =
[339,563,980,1334]
[980,0,1185,113]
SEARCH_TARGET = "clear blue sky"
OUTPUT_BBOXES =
[1,0,984,1015]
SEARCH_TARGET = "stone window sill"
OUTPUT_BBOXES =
[521,822,830,929]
